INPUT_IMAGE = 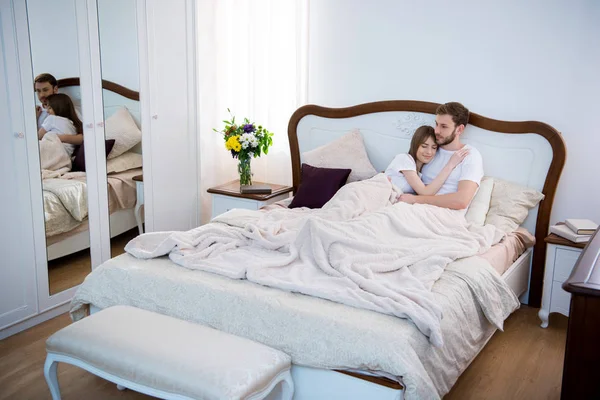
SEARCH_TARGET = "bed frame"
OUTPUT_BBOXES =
[89,100,566,399]
[284,100,566,396]
[45,78,142,261]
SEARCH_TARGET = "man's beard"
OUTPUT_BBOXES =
[436,128,457,146]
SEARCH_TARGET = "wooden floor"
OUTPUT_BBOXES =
[48,228,139,295]
[0,306,566,399]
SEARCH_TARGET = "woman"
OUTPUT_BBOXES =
[385,125,468,194]
[37,93,83,156]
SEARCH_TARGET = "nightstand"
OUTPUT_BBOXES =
[132,174,144,235]
[207,180,293,220]
[538,233,586,328]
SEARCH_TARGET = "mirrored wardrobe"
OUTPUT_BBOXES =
[2,0,198,339]
[25,0,143,296]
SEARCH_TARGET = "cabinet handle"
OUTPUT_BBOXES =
[152,114,158,120]
[97,122,104,127]
[14,132,24,138]
[86,123,93,129]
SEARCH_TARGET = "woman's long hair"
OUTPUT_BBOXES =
[408,125,436,169]
[46,93,83,134]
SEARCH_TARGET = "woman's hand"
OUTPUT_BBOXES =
[38,127,47,140]
[448,148,469,169]
[399,194,417,204]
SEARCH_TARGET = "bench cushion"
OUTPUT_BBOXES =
[46,305,291,400]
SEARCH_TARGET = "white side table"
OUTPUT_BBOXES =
[132,174,144,235]
[208,180,293,220]
[538,233,585,328]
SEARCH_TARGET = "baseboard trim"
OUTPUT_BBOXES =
[0,303,71,340]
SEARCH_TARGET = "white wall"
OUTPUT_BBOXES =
[308,0,600,226]
[27,0,139,90]
[97,0,139,90]
[27,0,79,81]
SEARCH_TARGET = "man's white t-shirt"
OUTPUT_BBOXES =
[421,144,484,195]
[384,153,419,194]
[37,107,49,129]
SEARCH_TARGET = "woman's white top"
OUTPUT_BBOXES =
[384,153,419,194]
[42,115,78,156]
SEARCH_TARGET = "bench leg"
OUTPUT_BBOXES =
[44,355,61,400]
[280,372,294,400]
[117,384,127,391]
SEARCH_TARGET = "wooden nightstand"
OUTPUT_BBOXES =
[538,233,586,328]
[207,180,293,220]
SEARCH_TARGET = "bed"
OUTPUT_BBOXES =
[44,78,143,260]
[69,100,566,399]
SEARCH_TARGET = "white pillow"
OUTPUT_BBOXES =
[106,151,143,174]
[485,178,545,233]
[301,129,378,183]
[104,107,142,159]
[465,176,494,226]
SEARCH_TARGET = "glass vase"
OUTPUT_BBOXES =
[238,157,252,187]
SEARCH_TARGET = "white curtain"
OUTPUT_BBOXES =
[197,0,309,224]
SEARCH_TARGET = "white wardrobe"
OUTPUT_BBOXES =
[0,0,200,339]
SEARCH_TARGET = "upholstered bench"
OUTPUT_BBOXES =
[44,305,294,400]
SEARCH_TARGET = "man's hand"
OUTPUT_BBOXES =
[36,105,42,119]
[399,194,417,204]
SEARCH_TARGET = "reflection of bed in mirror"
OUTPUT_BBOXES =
[45,77,143,261]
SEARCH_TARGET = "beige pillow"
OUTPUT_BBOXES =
[106,151,142,174]
[485,178,545,233]
[301,129,378,183]
[105,107,142,159]
[465,176,494,226]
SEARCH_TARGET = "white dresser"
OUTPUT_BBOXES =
[538,233,586,328]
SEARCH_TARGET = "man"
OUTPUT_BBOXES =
[399,102,483,210]
[34,73,83,146]
[34,73,58,128]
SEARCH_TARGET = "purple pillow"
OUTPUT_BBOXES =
[71,139,116,172]
[289,163,352,209]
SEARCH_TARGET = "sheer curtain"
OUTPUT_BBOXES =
[197,0,309,223]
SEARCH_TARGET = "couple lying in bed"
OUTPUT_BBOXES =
[386,101,483,211]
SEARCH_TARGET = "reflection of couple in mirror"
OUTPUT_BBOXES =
[34,73,83,157]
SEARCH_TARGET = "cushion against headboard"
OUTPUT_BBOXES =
[60,86,142,155]
[296,111,553,233]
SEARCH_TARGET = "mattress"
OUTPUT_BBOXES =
[45,168,141,245]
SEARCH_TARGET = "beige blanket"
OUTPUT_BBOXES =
[125,174,504,347]
[39,133,71,178]
[44,168,140,239]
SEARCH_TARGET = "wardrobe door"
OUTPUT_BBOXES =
[96,0,143,257]
[0,0,39,331]
[138,0,199,232]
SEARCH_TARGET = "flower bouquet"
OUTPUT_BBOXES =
[214,109,274,187]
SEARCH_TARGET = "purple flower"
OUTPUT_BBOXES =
[243,124,255,133]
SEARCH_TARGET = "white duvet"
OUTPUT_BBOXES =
[125,174,504,347]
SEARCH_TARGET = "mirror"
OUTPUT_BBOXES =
[97,0,143,257]
[26,0,91,295]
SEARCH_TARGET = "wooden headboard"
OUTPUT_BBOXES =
[57,77,139,100]
[287,100,567,307]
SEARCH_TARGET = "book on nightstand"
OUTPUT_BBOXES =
[240,184,272,194]
[565,219,598,235]
[550,224,592,243]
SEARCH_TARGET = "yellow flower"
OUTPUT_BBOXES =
[226,135,241,152]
